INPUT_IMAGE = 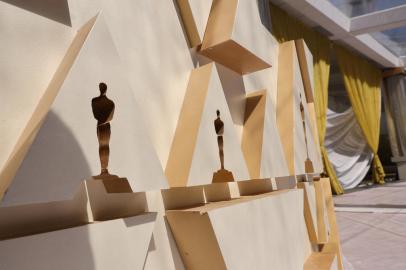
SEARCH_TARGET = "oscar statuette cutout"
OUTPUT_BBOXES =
[212,110,235,183]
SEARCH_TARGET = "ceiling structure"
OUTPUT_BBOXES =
[270,0,406,68]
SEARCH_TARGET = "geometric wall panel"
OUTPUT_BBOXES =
[0,1,74,201]
[241,90,289,179]
[295,40,315,103]
[299,89,323,175]
[295,39,323,173]
[277,41,308,176]
[165,63,249,187]
[94,0,196,173]
[0,213,156,270]
[65,0,198,174]
[0,14,95,203]
[298,181,319,244]
[0,2,75,201]
[276,40,322,176]
[0,179,147,240]
[318,178,344,270]
[167,189,312,270]
[314,179,331,244]
[304,250,338,270]
[2,14,168,206]
[176,0,213,47]
[200,0,272,74]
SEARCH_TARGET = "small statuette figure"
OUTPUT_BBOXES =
[92,82,115,176]
[299,93,314,174]
[212,109,234,183]
[90,83,132,193]
[214,110,225,170]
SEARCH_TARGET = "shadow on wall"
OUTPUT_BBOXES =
[216,63,246,127]
[0,225,96,270]
[2,110,91,206]
[164,217,187,270]
[1,0,72,26]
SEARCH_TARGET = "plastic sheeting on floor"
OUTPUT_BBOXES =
[325,108,373,189]
[334,181,406,270]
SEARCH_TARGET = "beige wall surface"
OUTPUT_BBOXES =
[0,1,338,270]
[0,214,156,270]
[209,190,312,270]
[2,15,168,206]
[0,2,74,196]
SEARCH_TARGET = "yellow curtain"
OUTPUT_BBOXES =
[335,46,385,184]
[270,4,344,194]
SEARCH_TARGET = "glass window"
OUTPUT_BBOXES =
[329,0,406,17]
[371,26,406,57]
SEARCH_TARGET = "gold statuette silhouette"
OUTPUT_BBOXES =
[92,82,115,176]
[212,110,234,183]
[299,94,314,174]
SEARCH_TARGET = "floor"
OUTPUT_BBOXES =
[334,181,406,270]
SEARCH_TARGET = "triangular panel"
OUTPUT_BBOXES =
[176,0,213,47]
[295,39,323,173]
[242,90,289,179]
[166,63,249,187]
[3,15,168,206]
[0,15,96,202]
[277,41,308,176]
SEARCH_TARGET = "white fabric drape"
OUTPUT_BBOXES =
[386,75,406,156]
[325,108,373,189]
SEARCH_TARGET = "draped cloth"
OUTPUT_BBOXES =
[270,4,344,194]
[385,75,406,156]
[326,108,373,189]
[335,46,385,184]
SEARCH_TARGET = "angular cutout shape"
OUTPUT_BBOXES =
[165,63,249,187]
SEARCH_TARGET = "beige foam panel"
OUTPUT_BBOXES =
[318,178,344,270]
[176,0,213,47]
[66,0,196,170]
[295,39,323,173]
[65,3,198,269]
[165,63,249,187]
[298,182,318,244]
[0,178,148,240]
[167,189,312,270]
[0,213,156,270]
[304,252,338,270]
[277,40,321,176]
[200,0,272,74]
[2,14,168,206]
[0,2,75,200]
[242,90,290,179]
[215,63,247,141]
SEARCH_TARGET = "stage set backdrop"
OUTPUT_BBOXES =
[0,0,387,269]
